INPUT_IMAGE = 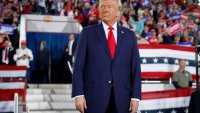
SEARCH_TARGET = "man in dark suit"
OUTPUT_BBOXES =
[189,85,200,113]
[72,0,141,112]
[62,34,77,83]
[1,40,15,65]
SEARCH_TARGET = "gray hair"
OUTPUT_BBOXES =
[99,0,122,11]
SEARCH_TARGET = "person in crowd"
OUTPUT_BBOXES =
[87,5,99,26]
[36,40,49,83]
[37,0,46,15]
[23,1,33,14]
[172,59,193,88]
[62,34,77,83]
[120,16,130,28]
[195,28,200,43]
[141,25,151,40]
[136,32,149,44]
[74,8,85,26]
[0,33,10,64]
[1,40,15,65]
[179,30,193,46]
[148,29,158,44]
[9,22,20,49]
[1,9,13,25]
[14,40,33,83]
[130,15,144,35]
[72,0,141,113]
[174,35,181,45]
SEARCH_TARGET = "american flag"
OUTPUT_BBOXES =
[140,88,195,113]
[0,66,26,112]
[139,44,196,80]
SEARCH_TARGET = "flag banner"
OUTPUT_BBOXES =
[0,101,14,112]
[140,88,195,113]
[172,14,180,21]
[187,23,195,28]
[142,0,150,7]
[0,24,14,35]
[0,79,26,112]
[193,12,200,18]
[180,14,189,20]
[167,22,182,36]
[138,44,196,80]
[0,66,27,78]
[187,4,197,12]
[0,66,27,112]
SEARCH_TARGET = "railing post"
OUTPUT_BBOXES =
[169,78,172,84]
[26,106,29,113]
[14,93,18,113]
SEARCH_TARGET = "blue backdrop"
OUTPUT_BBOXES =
[26,32,79,83]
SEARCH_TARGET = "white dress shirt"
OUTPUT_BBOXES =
[68,40,74,56]
[102,21,117,44]
[2,47,10,64]
[13,48,33,68]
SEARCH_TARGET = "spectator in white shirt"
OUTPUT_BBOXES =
[14,40,33,83]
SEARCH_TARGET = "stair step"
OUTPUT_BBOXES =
[29,84,72,89]
[26,94,73,102]
[27,89,71,94]
[27,102,75,110]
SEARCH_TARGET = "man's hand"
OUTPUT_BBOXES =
[75,96,87,113]
[129,100,139,113]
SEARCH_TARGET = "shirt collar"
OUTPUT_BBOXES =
[102,21,117,31]
[69,40,74,43]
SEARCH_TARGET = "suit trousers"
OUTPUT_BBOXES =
[105,86,118,113]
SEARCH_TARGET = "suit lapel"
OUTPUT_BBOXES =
[95,23,112,60]
[114,25,124,60]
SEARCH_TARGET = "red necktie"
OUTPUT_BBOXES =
[4,48,8,60]
[108,26,116,59]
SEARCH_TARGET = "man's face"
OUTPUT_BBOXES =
[21,44,26,49]
[69,35,74,41]
[99,0,120,24]
[179,60,186,70]
[5,40,9,46]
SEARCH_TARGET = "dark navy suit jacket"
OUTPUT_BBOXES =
[72,23,141,113]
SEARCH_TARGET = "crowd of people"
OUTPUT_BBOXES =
[0,0,200,45]
[0,0,199,84]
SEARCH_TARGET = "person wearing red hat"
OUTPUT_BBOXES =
[14,40,33,83]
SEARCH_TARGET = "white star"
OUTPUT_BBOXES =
[142,58,147,63]
[157,111,163,113]
[153,58,158,63]
[184,108,188,113]
[171,109,177,113]
[163,58,168,63]
[174,59,179,64]
[185,60,189,65]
